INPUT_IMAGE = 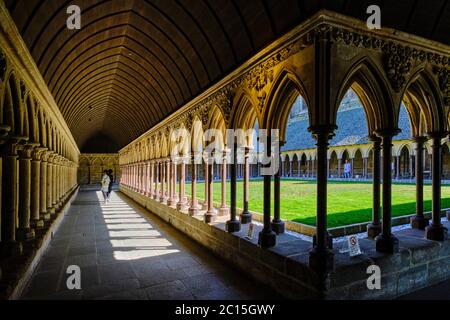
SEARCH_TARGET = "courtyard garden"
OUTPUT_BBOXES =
[184,179,450,228]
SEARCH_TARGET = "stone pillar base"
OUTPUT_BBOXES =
[425,224,448,241]
[367,223,382,239]
[16,228,35,241]
[226,219,241,233]
[167,198,176,207]
[240,212,252,224]
[375,234,399,253]
[176,201,188,211]
[271,219,285,234]
[309,247,334,273]
[32,219,45,229]
[188,206,199,216]
[312,232,333,249]
[204,211,217,223]
[41,213,51,221]
[218,206,229,216]
[258,230,276,248]
[0,241,23,257]
[410,215,429,230]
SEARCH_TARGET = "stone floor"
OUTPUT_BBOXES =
[20,190,279,300]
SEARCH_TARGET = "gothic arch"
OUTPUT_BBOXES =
[335,58,395,133]
[264,69,311,142]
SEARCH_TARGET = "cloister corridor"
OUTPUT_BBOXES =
[21,189,277,300]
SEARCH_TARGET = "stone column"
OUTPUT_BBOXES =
[240,146,252,223]
[272,143,285,234]
[167,160,175,206]
[411,137,429,229]
[203,160,209,209]
[177,157,188,210]
[40,151,50,221]
[367,137,381,238]
[409,155,413,179]
[149,161,154,197]
[309,127,335,272]
[17,144,36,241]
[289,160,292,177]
[219,150,229,216]
[297,160,301,177]
[204,157,216,223]
[159,160,167,203]
[226,141,240,232]
[165,159,171,202]
[0,137,25,256]
[173,160,179,203]
[337,158,341,178]
[153,161,159,200]
[47,153,56,215]
[189,153,199,215]
[425,134,448,241]
[375,130,399,253]
[258,133,276,248]
[351,158,354,177]
[52,156,59,212]
[396,156,400,180]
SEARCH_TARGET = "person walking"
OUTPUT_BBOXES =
[101,170,111,204]
[344,160,351,179]
[107,169,114,200]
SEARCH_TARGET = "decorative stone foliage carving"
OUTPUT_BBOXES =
[382,44,413,92]
[0,50,6,81]
[435,67,450,107]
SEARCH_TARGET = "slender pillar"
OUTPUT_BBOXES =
[40,152,50,221]
[165,159,171,201]
[411,137,429,229]
[47,153,56,215]
[258,134,276,248]
[375,130,399,253]
[189,153,200,215]
[149,161,154,197]
[272,143,285,234]
[226,141,241,232]
[160,161,166,203]
[240,146,252,223]
[203,160,209,209]
[0,137,25,256]
[219,150,229,216]
[167,160,175,206]
[204,157,216,223]
[367,137,381,238]
[337,158,342,178]
[309,127,335,272]
[425,134,448,241]
[396,156,400,180]
[153,162,159,200]
[17,145,36,241]
[177,157,188,210]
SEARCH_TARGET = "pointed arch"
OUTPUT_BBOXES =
[335,57,395,133]
[264,69,311,142]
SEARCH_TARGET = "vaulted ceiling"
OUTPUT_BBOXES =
[5,0,450,152]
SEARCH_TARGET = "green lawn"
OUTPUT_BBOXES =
[182,179,450,228]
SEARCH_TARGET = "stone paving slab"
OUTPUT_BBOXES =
[20,190,279,300]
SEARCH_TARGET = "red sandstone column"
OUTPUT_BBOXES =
[177,157,188,210]
[166,159,171,203]
[203,160,209,209]
[189,153,199,215]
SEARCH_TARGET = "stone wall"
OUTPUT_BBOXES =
[77,153,120,185]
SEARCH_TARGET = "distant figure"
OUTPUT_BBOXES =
[107,169,114,199]
[101,170,111,204]
[344,160,351,178]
